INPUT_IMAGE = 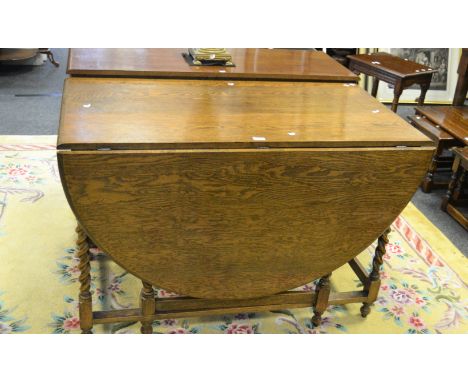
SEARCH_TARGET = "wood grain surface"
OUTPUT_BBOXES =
[58,78,432,150]
[415,106,468,144]
[58,147,433,299]
[67,48,358,82]
[348,52,436,79]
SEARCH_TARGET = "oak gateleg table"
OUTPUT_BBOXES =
[57,50,433,333]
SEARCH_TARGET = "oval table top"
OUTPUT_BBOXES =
[58,78,433,299]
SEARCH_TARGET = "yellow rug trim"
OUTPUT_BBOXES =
[0,135,57,145]
[401,202,467,284]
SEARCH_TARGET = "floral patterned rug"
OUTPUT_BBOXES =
[1,136,467,334]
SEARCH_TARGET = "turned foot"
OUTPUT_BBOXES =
[311,312,323,327]
[311,274,331,327]
[360,303,371,318]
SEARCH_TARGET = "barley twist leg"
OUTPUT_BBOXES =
[76,223,93,333]
[361,228,390,317]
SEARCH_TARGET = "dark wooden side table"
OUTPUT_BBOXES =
[408,113,460,192]
[441,147,468,230]
[411,106,467,192]
[348,52,435,112]
[410,50,468,193]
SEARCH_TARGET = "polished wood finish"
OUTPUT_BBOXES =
[408,114,461,192]
[59,77,434,329]
[67,48,358,82]
[311,273,331,326]
[90,288,369,324]
[59,147,432,300]
[453,48,468,106]
[58,78,432,150]
[441,147,468,230]
[414,106,468,144]
[411,50,468,192]
[348,52,434,112]
[140,281,155,334]
[348,53,436,79]
[360,228,390,317]
[76,224,93,334]
[86,254,387,327]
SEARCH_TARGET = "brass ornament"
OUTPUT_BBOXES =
[188,48,233,66]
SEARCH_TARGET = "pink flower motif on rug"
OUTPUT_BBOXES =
[389,288,414,304]
[225,323,255,334]
[409,315,425,329]
[0,163,42,184]
[390,306,405,317]
[63,317,80,330]
[384,243,404,260]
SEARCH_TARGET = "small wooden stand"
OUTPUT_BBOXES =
[441,147,468,230]
[75,224,391,334]
[348,52,434,112]
[408,114,460,193]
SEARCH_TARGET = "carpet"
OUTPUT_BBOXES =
[0,136,467,334]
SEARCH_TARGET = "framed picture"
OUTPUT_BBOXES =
[376,48,461,104]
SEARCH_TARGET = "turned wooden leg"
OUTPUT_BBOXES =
[76,223,93,334]
[417,82,430,106]
[391,83,403,113]
[140,281,156,334]
[361,228,390,318]
[311,273,331,327]
[441,156,461,211]
[371,78,380,98]
[422,145,443,193]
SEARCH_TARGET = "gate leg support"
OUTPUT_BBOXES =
[140,281,156,334]
[76,223,93,334]
[361,228,390,318]
[311,273,331,327]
